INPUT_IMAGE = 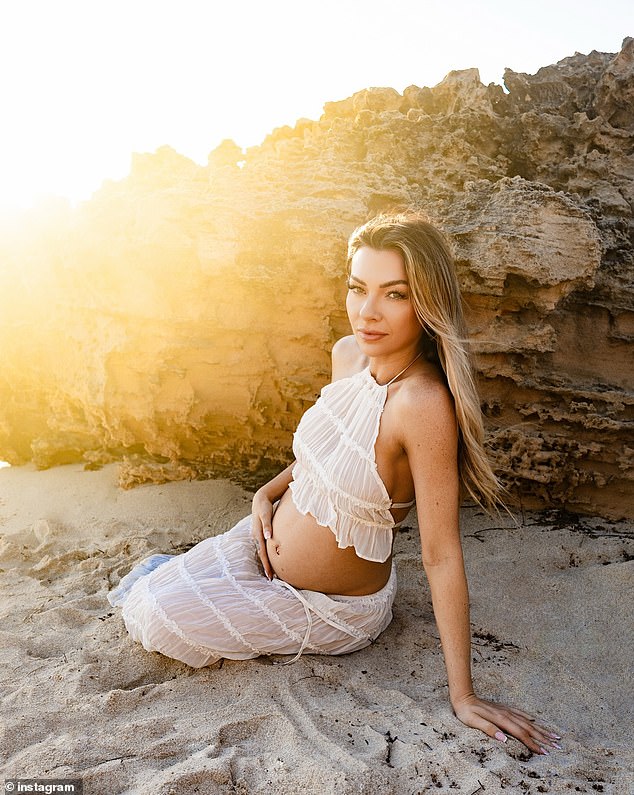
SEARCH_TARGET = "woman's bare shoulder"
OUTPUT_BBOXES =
[331,335,368,382]
[396,365,457,439]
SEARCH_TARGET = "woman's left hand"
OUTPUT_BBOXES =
[451,693,561,755]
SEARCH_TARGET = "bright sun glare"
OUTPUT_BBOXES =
[0,1,628,210]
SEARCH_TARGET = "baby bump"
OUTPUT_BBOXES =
[267,489,392,595]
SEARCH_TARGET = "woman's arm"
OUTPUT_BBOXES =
[255,462,295,506]
[400,382,474,703]
[400,383,559,755]
[252,462,295,579]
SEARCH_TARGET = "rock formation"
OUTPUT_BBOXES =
[0,39,632,518]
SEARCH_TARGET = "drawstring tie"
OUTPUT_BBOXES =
[272,578,373,665]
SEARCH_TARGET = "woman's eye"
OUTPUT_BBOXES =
[347,283,364,293]
[388,291,407,300]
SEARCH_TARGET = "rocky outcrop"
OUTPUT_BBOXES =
[0,39,632,518]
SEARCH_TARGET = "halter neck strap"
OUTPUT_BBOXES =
[383,351,424,386]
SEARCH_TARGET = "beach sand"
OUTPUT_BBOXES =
[0,463,632,794]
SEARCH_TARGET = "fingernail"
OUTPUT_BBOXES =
[551,742,562,750]
[548,733,561,739]
[539,747,550,755]
[495,731,507,743]
[263,529,271,539]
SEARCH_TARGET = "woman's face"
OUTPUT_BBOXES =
[346,246,424,358]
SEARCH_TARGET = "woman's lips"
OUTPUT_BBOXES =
[357,329,387,341]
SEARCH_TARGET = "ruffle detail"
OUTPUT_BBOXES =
[290,367,402,564]
[107,517,396,667]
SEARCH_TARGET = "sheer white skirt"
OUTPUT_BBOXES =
[107,516,396,668]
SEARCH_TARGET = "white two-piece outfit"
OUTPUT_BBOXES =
[108,361,417,667]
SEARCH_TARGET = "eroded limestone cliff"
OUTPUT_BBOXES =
[0,39,632,517]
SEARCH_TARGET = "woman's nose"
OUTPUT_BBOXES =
[360,295,381,319]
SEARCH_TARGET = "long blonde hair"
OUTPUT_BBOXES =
[347,211,503,513]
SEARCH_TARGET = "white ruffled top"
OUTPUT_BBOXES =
[289,358,418,563]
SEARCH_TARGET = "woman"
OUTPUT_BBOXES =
[109,212,560,755]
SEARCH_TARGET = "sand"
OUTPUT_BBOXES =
[0,463,632,795]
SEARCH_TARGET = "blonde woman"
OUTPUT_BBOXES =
[109,212,560,755]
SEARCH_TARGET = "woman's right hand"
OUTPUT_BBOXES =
[251,488,275,580]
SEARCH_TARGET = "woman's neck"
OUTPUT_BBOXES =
[368,348,423,386]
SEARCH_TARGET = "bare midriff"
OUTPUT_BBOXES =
[266,487,409,596]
